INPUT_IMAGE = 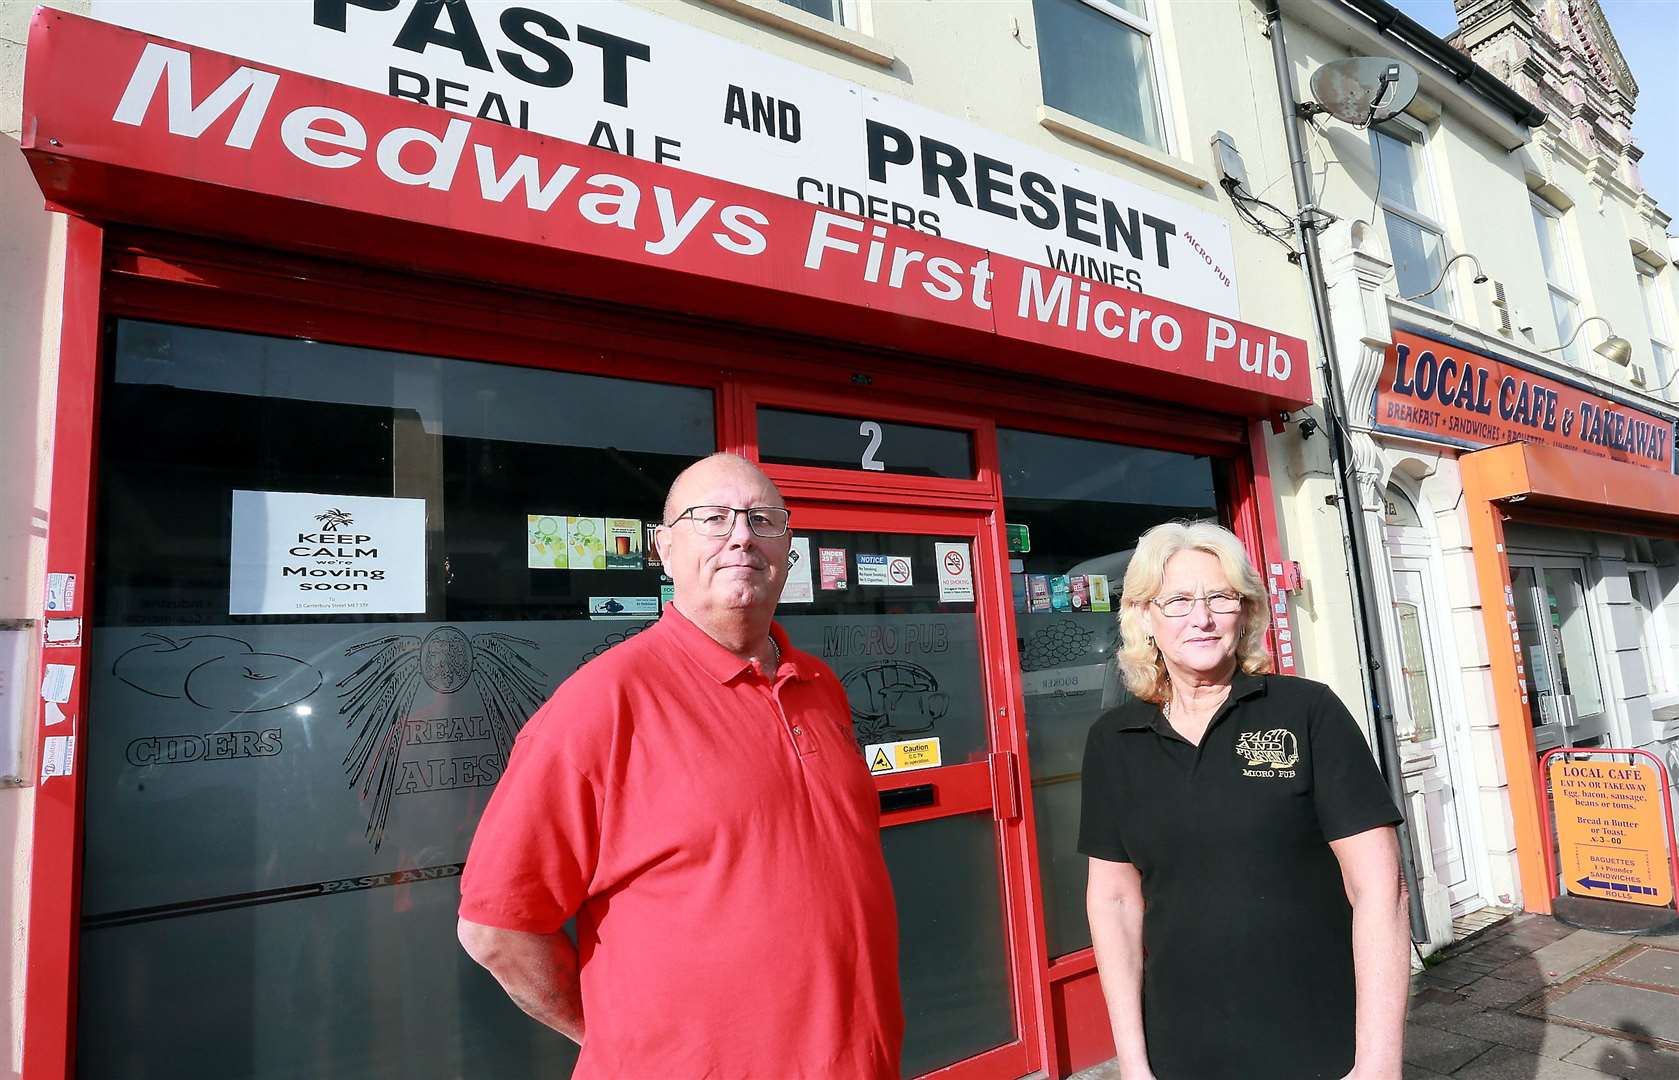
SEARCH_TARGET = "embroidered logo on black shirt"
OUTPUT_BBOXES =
[1236,728,1299,777]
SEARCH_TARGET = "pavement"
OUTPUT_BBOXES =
[1070,911,1679,1080]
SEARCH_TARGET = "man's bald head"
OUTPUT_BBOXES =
[662,453,784,525]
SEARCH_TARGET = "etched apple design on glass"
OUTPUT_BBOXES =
[113,633,323,712]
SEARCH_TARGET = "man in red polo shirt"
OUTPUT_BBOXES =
[457,453,903,1079]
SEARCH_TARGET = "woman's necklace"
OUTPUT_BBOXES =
[767,636,781,668]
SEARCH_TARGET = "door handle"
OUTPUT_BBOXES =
[990,751,1021,823]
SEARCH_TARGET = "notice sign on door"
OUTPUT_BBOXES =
[1548,758,1674,907]
[934,543,974,603]
[857,554,913,587]
[230,491,426,615]
[865,736,942,775]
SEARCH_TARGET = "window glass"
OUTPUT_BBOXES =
[783,0,839,21]
[1382,484,1423,528]
[1395,602,1437,742]
[1532,204,1567,286]
[80,320,715,1079]
[998,428,1221,959]
[775,528,986,764]
[1639,272,1669,337]
[758,407,974,479]
[1033,0,1166,151]
[1373,127,1426,215]
[1372,125,1450,313]
[1639,271,1675,394]
[1550,288,1584,365]
[1654,341,1676,395]
[1387,214,1449,312]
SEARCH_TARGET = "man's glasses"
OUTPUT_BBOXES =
[1151,592,1243,618]
[666,505,791,538]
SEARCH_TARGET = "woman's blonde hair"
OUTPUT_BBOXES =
[1116,520,1272,703]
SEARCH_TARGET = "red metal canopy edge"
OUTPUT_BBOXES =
[19,9,1312,416]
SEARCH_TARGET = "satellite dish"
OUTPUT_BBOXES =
[1308,57,1419,125]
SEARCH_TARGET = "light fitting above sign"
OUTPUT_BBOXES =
[1373,327,1675,473]
[87,0,1240,315]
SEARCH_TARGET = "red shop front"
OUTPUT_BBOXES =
[19,12,1310,1080]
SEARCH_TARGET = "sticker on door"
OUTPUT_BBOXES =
[865,736,942,774]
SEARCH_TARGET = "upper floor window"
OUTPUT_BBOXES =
[1371,123,1451,314]
[782,0,849,23]
[1637,267,1675,396]
[1032,0,1168,151]
[1531,198,1584,366]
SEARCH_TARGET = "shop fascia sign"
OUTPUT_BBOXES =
[87,0,1240,317]
[1373,326,1676,473]
[23,12,1309,409]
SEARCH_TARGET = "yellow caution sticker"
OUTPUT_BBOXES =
[864,737,942,775]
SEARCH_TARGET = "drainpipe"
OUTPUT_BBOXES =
[1263,0,1428,944]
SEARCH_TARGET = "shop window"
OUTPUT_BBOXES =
[1031,0,1169,152]
[998,428,1221,959]
[1636,267,1675,396]
[1371,122,1453,314]
[1532,198,1585,367]
[80,320,714,1078]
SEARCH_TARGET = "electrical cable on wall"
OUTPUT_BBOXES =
[1220,175,1303,258]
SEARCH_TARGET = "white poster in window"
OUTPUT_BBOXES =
[229,491,426,615]
[781,537,814,605]
[934,543,974,603]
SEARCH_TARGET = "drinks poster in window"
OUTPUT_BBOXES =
[567,517,607,570]
[606,518,643,569]
[819,547,848,590]
[527,514,567,569]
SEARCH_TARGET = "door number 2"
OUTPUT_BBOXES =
[859,421,886,471]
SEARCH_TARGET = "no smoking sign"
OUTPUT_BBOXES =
[934,542,974,603]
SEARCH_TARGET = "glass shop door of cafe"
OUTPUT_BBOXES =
[772,496,1036,1080]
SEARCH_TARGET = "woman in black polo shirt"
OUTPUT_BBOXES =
[1079,521,1408,1080]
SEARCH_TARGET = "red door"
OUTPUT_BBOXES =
[751,371,1041,1079]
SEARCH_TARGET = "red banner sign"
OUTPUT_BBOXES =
[21,11,1312,412]
[1373,328,1675,472]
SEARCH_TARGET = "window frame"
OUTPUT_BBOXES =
[1636,266,1675,397]
[1032,0,1177,156]
[1370,119,1456,316]
[1530,197,1586,367]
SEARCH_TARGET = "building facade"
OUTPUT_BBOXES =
[2,0,1674,1078]
[1281,0,1679,946]
[1,2,1340,1077]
